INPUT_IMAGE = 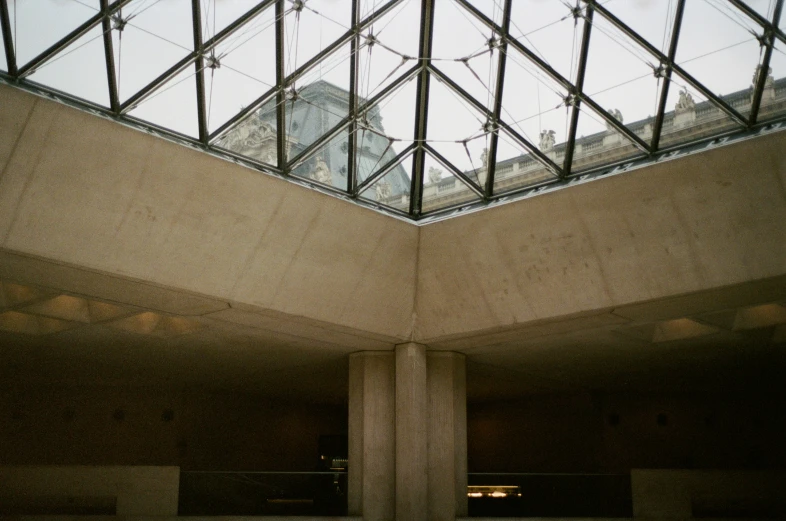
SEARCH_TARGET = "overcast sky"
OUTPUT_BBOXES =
[3,0,783,176]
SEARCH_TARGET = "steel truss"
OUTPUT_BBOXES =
[0,0,783,222]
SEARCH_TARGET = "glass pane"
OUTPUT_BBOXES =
[203,4,277,133]
[432,0,498,111]
[426,77,490,177]
[284,0,352,77]
[658,73,744,149]
[508,0,587,84]
[285,42,352,159]
[465,0,505,25]
[8,0,98,68]
[492,128,558,195]
[583,14,663,140]
[499,45,570,171]
[291,127,350,191]
[356,0,420,100]
[740,0,778,20]
[356,75,417,183]
[214,96,279,167]
[421,152,481,214]
[27,25,109,107]
[572,104,646,173]
[0,17,7,72]
[757,39,786,122]
[360,0,400,22]
[358,151,413,213]
[112,0,194,103]
[603,0,678,55]
[676,0,763,119]
[200,0,265,39]
[127,65,199,137]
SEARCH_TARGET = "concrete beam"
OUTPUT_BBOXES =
[416,130,786,342]
[0,85,418,341]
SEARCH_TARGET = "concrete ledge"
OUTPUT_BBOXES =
[0,466,180,516]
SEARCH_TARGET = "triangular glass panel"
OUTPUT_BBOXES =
[356,0,420,100]
[421,150,482,214]
[26,25,109,106]
[358,150,413,213]
[213,96,279,167]
[492,127,559,195]
[464,0,505,26]
[676,0,763,119]
[127,65,199,137]
[360,0,400,22]
[508,0,587,84]
[757,38,786,123]
[356,75,417,183]
[583,13,663,142]
[571,103,646,173]
[603,0,678,55]
[740,0,777,21]
[284,41,352,159]
[8,0,98,69]
[200,0,269,39]
[426,77,490,180]
[0,19,7,72]
[291,126,350,191]
[431,0,498,111]
[202,4,277,133]
[111,0,193,104]
[499,45,570,171]
[657,73,745,150]
[283,0,352,77]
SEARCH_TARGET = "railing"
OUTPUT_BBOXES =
[467,472,632,518]
[178,470,347,516]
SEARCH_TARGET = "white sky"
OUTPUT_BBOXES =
[2,0,783,178]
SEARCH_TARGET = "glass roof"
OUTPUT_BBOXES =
[1,0,785,221]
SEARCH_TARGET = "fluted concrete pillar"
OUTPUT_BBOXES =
[427,352,467,520]
[348,352,395,521]
[395,342,428,521]
[349,347,467,521]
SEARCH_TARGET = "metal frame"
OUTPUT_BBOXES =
[0,0,783,222]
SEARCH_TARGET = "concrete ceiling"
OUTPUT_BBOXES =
[2,252,783,404]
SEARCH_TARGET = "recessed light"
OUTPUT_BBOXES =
[652,319,718,343]
[733,304,786,330]
[0,311,76,335]
[106,312,201,336]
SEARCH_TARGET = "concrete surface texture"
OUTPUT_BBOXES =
[0,465,180,516]
[631,469,786,518]
[349,347,468,521]
[416,127,786,343]
[348,352,395,521]
[0,85,418,343]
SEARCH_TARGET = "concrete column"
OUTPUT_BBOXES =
[427,352,468,521]
[348,352,395,521]
[395,342,428,521]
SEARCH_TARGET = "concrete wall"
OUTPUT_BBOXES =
[0,385,346,471]
[631,469,786,518]
[416,130,786,342]
[0,85,418,342]
[0,465,179,515]
[467,390,786,473]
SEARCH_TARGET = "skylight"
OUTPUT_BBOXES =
[1,0,784,222]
